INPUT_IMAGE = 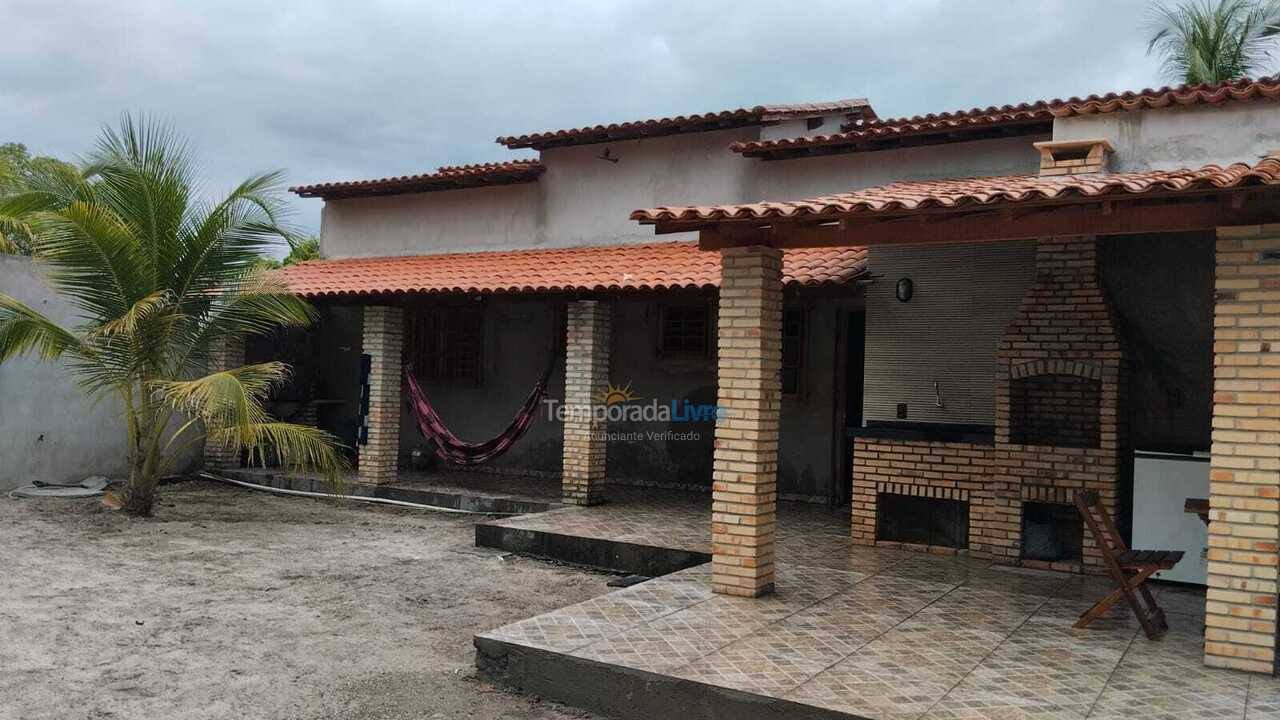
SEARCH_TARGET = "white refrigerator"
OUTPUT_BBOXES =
[1131,449,1211,586]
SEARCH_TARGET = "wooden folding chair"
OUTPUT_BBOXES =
[1074,490,1183,640]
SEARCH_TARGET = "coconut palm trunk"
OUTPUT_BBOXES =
[0,115,345,516]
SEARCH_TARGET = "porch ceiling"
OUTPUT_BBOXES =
[631,155,1280,248]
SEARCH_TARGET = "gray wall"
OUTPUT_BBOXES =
[862,241,1038,425]
[317,130,1047,261]
[1100,232,1215,452]
[1054,102,1280,171]
[316,288,857,500]
[0,256,199,490]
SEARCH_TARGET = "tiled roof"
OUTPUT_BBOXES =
[732,77,1280,159]
[632,156,1280,226]
[276,241,868,297]
[1049,76,1280,117]
[731,103,1054,158]
[495,100,873,150]
[290,160,545,199]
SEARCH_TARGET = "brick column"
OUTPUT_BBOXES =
[358,306,403,485]
[202,336,245,469]
[712,246,782,597]
[562,300,610,505]
[1204,225,1280,674]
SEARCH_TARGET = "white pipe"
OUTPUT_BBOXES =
[198,472,518,515]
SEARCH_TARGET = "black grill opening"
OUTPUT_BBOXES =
[876,493,969,549]
[1021,501,1083,562]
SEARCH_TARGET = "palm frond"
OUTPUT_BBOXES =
[206,421,349,479]
[176,271,317,373]
[0,293,88,362]
[1147,0,1280,83]
[91,290,174,339]
[30,199,147,320]
[152,361,290,429]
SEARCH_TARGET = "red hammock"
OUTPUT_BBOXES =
[404,363,554,465]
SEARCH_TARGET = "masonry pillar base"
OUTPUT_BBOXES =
[202,336,246,469]
[562,300,610,506]
[711,246,782,598]
[1204,225,1280,675]
[358,306,403,486]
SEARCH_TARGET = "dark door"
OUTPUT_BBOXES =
[837,311,866,504]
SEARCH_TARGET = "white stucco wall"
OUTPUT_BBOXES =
[1053,102,1280,171]
[317,99,1280,261]
[319,127,1049,259]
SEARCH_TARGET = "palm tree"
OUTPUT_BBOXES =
[0,115,346,516]
[1147,0,1280,84]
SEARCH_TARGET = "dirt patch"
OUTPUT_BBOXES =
[0,480,608,719]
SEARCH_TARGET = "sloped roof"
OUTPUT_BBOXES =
[1049,75,1280,117]
[731,103,1055,158]
[276,241,868,298]
[632,156,1280,226]
[732,77,1280,160]
[495,100,873,150]
[289,160,545,199]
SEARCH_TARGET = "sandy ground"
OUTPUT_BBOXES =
[0,480,609,720]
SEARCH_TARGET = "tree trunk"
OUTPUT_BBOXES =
[119,475,158,517]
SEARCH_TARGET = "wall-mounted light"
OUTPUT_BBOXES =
[895,277,913,303]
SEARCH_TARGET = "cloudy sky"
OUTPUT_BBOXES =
[2,0,1174,241]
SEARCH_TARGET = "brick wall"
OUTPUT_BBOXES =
[202,336,246,469]
[1204,225,1280,674]
[562,300,610,506]
[853,236,1126,572]
[358,306,403,485]
[712,246,782,597]
[853,439,992,550]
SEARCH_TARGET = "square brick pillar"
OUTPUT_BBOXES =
[202,336,245,469]
[1205,225,1280,674]
[562,300,610,505]
[712,245,782,597]
[358,305,403,486]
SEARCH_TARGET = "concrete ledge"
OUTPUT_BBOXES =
[220,470,555,515]
[474,635,860,720]
[475,523,710,576]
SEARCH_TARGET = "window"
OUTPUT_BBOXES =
[659,304,709,356]
[781,306,806,395]
[408,306,484,385]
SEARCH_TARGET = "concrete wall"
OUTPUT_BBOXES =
[318,129,1047,260]
[862,241,1038,426]
[750,134,1045,201]
[1054,102,1280,171]
[0,256,199,490]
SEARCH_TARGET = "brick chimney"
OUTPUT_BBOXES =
[984,236,1127,569]
[1033,138,1114,176]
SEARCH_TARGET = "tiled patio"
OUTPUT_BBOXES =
[478,552,1278,719]
[469,489,1278,720]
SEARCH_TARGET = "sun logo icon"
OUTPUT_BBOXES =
[598,381,640,406]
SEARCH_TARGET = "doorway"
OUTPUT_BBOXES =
[836,311,866,504]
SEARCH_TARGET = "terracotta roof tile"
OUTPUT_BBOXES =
[276,241,867,298]
[1049,76,1280,117]
[731,103,1054,158]
[496,100,873,150]
[290,160,544,199]
[733,77,1280,159]
[632,155,1280,226]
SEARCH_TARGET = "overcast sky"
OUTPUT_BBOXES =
[2,0,1177,242]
